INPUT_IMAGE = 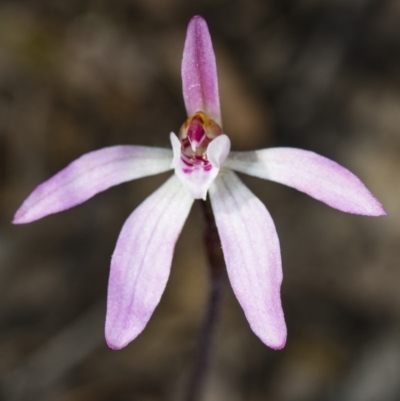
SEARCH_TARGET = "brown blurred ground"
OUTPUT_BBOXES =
[0,0,399,400]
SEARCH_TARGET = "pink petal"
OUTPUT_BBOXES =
[182,16,221,124]
[209,170,287,349]
[105,175,193,349]
[13,146,173,224]
[225,148,386,216]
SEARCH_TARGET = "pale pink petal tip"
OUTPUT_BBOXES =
[105,175,193,350]
[182,16,221,124]
[226,148,386,217]
[12,211,26,225]
[12,146,173,225]
[209,170,287,350]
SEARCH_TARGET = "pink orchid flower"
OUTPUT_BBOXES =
[13,16,386,351]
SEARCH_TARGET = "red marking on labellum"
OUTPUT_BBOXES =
[178,112,222,173]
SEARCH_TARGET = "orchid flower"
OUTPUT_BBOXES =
[13,16,386,351]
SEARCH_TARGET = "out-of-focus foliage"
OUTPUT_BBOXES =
[0,1,398,400]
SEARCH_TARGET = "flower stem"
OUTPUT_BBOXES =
[183,199,225,401]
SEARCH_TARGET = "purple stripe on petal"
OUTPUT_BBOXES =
[226,148,386,216]
[13,146,173,224]
[105,175,193,350]
[209,170,287,349]
[182,16,221,124]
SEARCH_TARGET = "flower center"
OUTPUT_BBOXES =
[178,112,223,172]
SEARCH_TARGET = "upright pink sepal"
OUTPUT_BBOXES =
[105,175,193,350]
[182,16,221,124]
[209,170,287,349]
[226,148,386,216]
[13,146,173,224]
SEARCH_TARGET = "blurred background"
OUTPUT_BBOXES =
[0,0,398,400]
